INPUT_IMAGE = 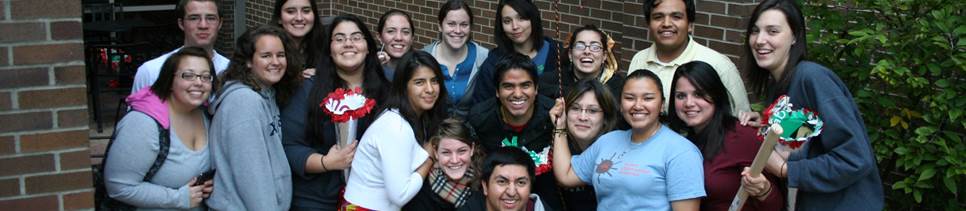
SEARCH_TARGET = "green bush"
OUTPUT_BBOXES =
[803,0,964,210]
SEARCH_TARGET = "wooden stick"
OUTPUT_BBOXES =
[728,126,781,211]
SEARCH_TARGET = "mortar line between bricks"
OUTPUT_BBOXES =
[0,61,86,70]
[44,19,51,41]
[53,152,60,172]
[4,0,9,21]
[0,126,90,140]
[0,167,90,180]
[0,148,95,161]
[14,134,20,154]
[1,40,84,48]
[0,84,86,93]
[0,105,87,114]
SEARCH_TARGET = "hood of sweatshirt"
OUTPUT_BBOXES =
[210,80,273,114]
[125,88,170,129]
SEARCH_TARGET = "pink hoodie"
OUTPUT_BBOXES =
[125,88,170,129]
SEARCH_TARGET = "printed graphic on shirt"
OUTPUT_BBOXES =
[269,115,281,136]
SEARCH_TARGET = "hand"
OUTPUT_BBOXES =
[422,141,436,159]
[201,179,213,198]
[549,98,567,130]
[741,167,773,201]
[377,51,390,65]
[186,178,204,208]
[301,68,316,78]
[324,141,358,170]
[739,111,762,127]
[765,124,790,178]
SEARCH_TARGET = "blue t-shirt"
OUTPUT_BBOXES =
[441,43,477,104]
[571,125,706,210]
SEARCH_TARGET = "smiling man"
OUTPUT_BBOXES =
[466,53,562,210]
[628,0,750,115]
[458,147,550,211]
[132,0,230,94]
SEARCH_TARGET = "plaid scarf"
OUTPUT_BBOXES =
[429,167,475,207]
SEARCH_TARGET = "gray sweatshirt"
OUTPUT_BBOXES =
[104,112,210,210]
[206,81,292,210]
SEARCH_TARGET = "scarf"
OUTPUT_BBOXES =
[429,167,475,207]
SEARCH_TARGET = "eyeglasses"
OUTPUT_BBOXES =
[572,43,603,52]
[568,106,602,116]
[333,33,365,45]
[180,72,213,82]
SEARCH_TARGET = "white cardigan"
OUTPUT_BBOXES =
[344,109,429,211]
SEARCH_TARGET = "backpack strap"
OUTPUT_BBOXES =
[102,110,171,182]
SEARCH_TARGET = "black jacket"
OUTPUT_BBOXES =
[465,96,563,210]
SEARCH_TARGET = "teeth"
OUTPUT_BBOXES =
[510,100,525,105]
[661,31,674,37]
[391,44,404,49]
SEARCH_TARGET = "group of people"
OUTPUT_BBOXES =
[101,0,884,210]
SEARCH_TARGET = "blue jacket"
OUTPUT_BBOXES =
[777,61,884,211]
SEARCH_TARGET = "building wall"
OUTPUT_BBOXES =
[0,0,94,210]
[245,0,759,71]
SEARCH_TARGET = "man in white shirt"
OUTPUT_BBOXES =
[628,0,750,115]
[131,0,230,93]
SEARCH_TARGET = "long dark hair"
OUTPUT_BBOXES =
[563,79,618,152]
[218,25,302,107]
[744,0,807,99]
[307,14,390,143]
[381,50,450,143]
[494,0,545,54]
[272,0,322,68]
[152,46,216,101]
[668,61,736,159]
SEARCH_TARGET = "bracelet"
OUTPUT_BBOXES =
[780,161,787,178]
[553,128,567,134]
[757,182,773,198]
[320,155,329,172]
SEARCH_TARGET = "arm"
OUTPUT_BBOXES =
[665,141,706,206]
[467,56,497,106]
[220,97,285,210]
[104,113,193,209]
[787,70,878,193]
[131,64,152,94]
[375,117,429,205]
[670,199,700,211]
[549,98,584,187]
[280,79,355,177]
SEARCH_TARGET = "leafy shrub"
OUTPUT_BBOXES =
[802,0,964,210]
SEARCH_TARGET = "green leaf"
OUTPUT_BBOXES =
[915,126,937,136]
[919,168,937,181]
[894,147,910,155]
[935,79,949,88]
[944,176,958,194]
[914,190,923,203]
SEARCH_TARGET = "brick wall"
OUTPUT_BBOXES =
[245,0,759,71]
[0,0,94,210]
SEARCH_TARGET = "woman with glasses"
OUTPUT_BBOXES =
[280,14,391,210]
[103,47,215,210]
[207,25,302,210]
[546,79,620,210]
[422,0,490,113]
[539,25,624,101]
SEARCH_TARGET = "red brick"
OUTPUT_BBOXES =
[12,43,84,65]
[18,87,87,109]
[64,190,94,210]
[694,25,724,40]
[0,67,49,89]
[0,178,19,197]
[0,195,58,210]
[24,171,92,194]
[20,130,89,153]
[0,92,10,111]
[0,154,55,177]
[0,22,46,43]
[57,108,89,128]
[54,65,86,85]
[0,136,14,156]
[709,14,744,29]
[51,21,83,41]
[697,0,727,14]
[0,112,53,133]
[0,47,7,66]
[10,0,81,20]
[59,150,92,171]
[709,40,744,58]
[725,29,746,43]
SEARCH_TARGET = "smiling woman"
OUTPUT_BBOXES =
[422,0,491,112]
[272,0,322,78]
[206,25,302,210]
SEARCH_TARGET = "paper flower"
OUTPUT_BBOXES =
[320,87,376,123]
[759,95,824,149]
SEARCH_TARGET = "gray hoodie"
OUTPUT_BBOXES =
[206,81,292,210]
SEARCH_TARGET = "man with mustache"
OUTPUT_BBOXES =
[628,0,750,115]
[132,0,229,94]
[466,53,562,210]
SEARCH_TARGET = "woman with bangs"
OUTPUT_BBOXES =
[465,0,562,108]
[280,14,391,210]
[272,0,323,78]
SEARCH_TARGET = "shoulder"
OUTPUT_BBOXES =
[726,124,761,147]
[117,111,158,130]
[628,46,656,70]
[791,61,846,90]
[657,126,697,150]
[212,51,231,71]
[691,42,737,69]
[597,130,630,144]
[472,42,491,55]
